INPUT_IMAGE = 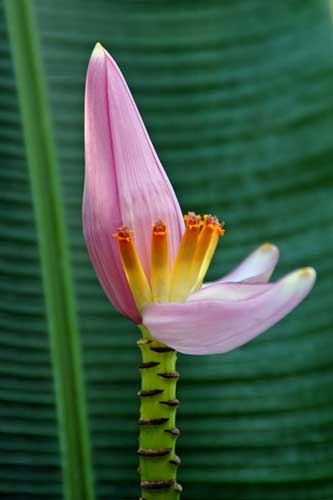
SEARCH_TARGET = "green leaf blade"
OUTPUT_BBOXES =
[3,1,95,499]
[1,0,333,499]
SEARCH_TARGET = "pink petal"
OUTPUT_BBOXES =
[213,243,280,285]
[189,282,273,302]
[143,268,316,355]
[83,44,184,321]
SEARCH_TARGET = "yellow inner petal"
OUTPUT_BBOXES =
[169,213,202,302]
[114,226,152,310]
[189,215,224,292]
[151,220,170,303]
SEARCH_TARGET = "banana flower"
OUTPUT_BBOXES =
[83,43,315,498]
[83,43,315,354]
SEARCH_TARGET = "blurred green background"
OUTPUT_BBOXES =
[1,1,333,499]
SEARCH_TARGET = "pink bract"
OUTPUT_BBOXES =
[83,44,184,322]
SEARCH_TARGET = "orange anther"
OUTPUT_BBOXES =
[203,214,225,234]
[152,219,167,235]
[114,225,152,310]
[113,225,134,241]
[184,212,202,229]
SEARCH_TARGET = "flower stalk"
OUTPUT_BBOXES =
[138,326,181,499]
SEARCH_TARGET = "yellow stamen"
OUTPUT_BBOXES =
[189,215,224,292]
[169,212,202,302]
[151,220,170,303]
[113,226,152,310]
[114,212,224,308]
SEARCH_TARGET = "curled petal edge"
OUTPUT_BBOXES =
[142,268,316,355]
[205,243,280,287]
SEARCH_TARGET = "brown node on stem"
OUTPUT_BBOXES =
[137,389,164,397]
[158,371,179,379]
[150,346,175,353]
[141,479,175,490]
[138,361,160,369]
[169,455,181,466]
[138,417,169,426]
[164,427,180,437]
[160,399,180,407]
[137,447,171,457]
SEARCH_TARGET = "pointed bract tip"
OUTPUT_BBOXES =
[92,42,105,58]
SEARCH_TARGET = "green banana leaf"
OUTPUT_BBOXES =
[1,1,333,499]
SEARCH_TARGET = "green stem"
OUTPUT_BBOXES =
[138,326,182,500]
[3,2,95,499]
